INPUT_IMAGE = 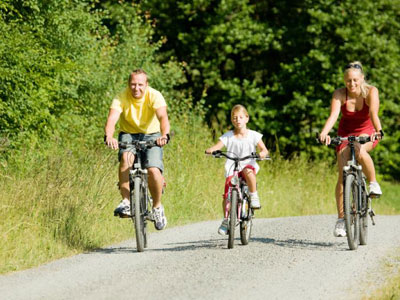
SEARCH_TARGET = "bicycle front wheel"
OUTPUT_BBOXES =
[344,174,360,250]
[240,200,252,245]
[133,176,146,252]
[228,189,238,249]
[359,188,369,245]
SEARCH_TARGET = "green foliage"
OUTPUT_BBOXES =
[0,0,193,159]
[141,0,400,179]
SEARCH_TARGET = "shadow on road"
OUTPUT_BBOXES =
[90,238,227,254]
[90,236,344,254]
[252,237,345,251]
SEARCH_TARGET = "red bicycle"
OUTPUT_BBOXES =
[211,150,270,249]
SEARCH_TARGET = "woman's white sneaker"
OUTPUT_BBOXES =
[369,181,382,196]
[333,218,346,237]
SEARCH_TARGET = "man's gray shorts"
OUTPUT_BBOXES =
[118,132,164,173]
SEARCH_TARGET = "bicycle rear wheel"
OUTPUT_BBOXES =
[228,189,238,249]
[240,199,252,245]
[344,174,360,250]
[133,176,146,252]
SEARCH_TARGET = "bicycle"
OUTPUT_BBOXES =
[316,133,378,250]
[118,139,167,252]
[211,150,270,249]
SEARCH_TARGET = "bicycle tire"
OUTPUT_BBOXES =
[228,189,238,249]
[240,200,252,245]
[142,188,149,248]
[344,174,360,250]
[133,176,145,252]
[359,188,368,245]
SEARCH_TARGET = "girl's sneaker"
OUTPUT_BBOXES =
[250,193,261,209]
[218,218,229,235]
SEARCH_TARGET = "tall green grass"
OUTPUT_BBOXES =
[1,121,399,274]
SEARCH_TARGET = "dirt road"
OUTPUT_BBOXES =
[1,215,399,300]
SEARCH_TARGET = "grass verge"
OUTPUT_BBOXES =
[1,122,399,274]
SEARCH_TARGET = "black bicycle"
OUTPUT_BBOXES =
[119,139,164,252]
[211,150,269,249]
[317,133,378,250]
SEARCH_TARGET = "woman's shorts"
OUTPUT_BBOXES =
[118,132,164,173]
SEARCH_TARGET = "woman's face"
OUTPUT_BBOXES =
[344,69,364,95]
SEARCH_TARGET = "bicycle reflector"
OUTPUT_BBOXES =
[230,176,239,185]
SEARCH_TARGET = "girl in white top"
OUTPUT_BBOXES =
[206,105,269,235]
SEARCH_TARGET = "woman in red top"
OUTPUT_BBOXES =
[319,61,383,237]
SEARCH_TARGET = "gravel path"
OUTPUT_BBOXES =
[1,215,399,300]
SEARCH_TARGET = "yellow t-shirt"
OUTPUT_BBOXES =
[110,86,167,134]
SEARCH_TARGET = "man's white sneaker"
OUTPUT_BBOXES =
[333,218,346,237]
[153,205,167,230]
[369,181,382,196]
[114,199,131,217]
[250,193,261,209]
[218,218,229,235]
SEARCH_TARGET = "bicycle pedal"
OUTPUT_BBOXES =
[115,212,131,218]
[369,193,381,199]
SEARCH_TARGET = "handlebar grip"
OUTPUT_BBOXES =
[315,132,322,144]
[212,150,222,155]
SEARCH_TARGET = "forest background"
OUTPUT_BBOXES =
[0,0,399,284]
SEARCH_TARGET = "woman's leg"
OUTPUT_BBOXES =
[355,141,376,182]
[336,148,349,219]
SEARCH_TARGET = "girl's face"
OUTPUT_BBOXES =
[231,111,249,130]
[344,70,364,95]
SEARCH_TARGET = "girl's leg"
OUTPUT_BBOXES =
[242,168,256,193]
[242,167,260,208]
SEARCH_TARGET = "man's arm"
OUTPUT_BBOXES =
[104,108,121,149]
[155,106,170,146]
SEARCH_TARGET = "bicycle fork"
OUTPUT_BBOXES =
[225,187,242,221]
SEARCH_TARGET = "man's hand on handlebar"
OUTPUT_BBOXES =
[104,135,119,150]
[156,133,170,147]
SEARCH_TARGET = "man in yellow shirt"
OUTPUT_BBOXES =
[104,69,170,230]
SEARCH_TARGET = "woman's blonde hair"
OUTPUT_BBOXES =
[344,61,371,98]
[231,104,249,119]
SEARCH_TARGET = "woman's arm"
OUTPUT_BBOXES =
[367,86,383,136]
[320,89,343,145]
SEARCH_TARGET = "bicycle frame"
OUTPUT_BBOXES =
[225,168,247,222]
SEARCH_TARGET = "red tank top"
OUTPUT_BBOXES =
[338,90,375,136]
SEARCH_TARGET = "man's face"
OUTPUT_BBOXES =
[129,73,148,99]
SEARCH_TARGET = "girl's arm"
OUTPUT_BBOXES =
[257,140,269,158]
[320,89,342,145]
[205,140,224,154]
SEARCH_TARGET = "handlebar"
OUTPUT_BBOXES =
[119,139,159,150]
[208,150,271,161]
[315,132,373,146]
